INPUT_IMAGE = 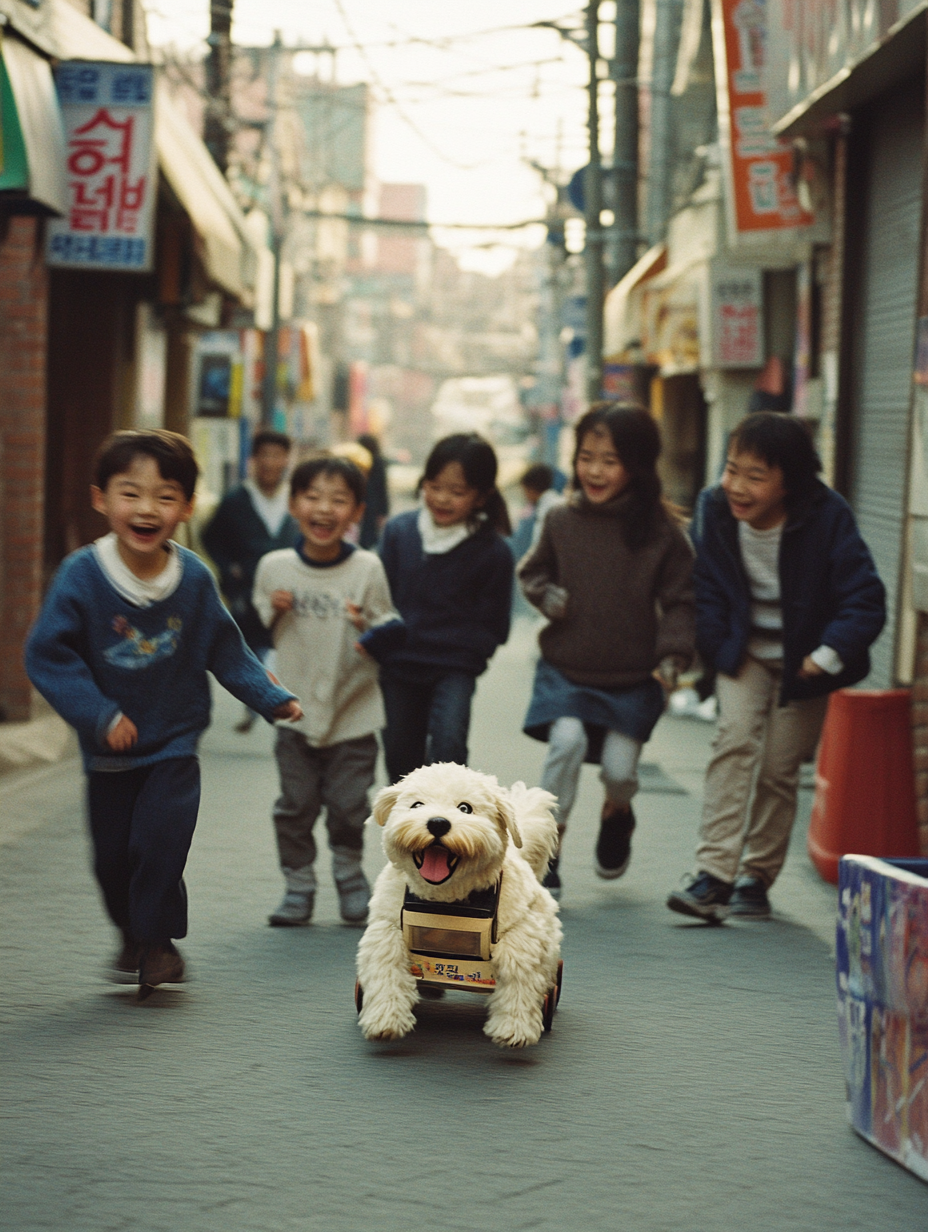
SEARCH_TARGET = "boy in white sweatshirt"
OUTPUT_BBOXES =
[253,457,403,926]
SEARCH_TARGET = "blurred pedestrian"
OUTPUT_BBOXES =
[667,412,886,923]
[25,430,300,991]
[357,432,390,549]
[253,456,403,928]
[378,433,514,783]
[201,430,300,732]
[518,405,696,899]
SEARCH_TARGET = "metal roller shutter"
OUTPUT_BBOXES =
[849,77,924,687]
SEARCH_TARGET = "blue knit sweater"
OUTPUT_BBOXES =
[26,545,295,771]
[379,511,513,677]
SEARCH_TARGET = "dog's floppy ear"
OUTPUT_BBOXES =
[494,791,522,848]
[370,784,401,827]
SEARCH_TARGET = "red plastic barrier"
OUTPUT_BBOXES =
[807,689,921,885]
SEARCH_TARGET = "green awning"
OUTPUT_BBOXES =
[0,36,29,189]
[0,32,66,212]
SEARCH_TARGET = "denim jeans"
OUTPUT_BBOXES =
[381,668,477,783]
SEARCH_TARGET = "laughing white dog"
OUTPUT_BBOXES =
[356,762,562,1048]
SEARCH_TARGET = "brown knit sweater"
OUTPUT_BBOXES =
[517,494,696,689]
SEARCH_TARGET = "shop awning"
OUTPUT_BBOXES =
[0,33,66,213]
[0,0,267,302]
[603,244,667,357]
[155,83,253,300]
[639,258,706,376]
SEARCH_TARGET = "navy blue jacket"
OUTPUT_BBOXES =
[379,511,513,677]
[692,482,886,702]
[201,485,300,652]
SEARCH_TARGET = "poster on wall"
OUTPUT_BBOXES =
[46,61,157,272]
[710,265,763,367]
[710,0,814,243]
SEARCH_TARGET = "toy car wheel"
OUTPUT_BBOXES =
[354,980,363,1014]
[542,989,556,1033]
[555,959,564,1006]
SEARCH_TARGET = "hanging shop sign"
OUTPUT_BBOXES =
[710,264,763,367]
[46,61,157,272]
[710,0,814,242]
[765,0,926,130]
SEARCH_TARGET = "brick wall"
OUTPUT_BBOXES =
[0,216,48,723]
[914,611,928,855]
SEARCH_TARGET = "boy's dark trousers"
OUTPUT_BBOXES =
[87,757,200,942]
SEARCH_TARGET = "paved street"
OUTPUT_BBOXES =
[1,617,925,1232]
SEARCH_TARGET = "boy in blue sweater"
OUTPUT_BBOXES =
[26,430,302,989]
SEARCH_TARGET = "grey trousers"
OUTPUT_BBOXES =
[696,656,829,888]
[540,715,643,827]
[273,729,378,877]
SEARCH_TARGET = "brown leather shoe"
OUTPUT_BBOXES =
[139,941,186,987]
[109,932,141,984]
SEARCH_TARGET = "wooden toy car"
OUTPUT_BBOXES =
[355,882,563,1031]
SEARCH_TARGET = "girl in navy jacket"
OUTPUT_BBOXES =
[668,413,885,922]
[378,434,513,783]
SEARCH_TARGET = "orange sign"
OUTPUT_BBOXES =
[712,0,814,235]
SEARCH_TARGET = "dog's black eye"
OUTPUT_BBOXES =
[410,801,424,809]
[457,802,473,814]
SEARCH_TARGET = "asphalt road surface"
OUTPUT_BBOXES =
[2,619,925,1231]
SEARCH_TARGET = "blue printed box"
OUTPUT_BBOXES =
[836,855,928,1182]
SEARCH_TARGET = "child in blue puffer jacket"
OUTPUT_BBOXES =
[667,412,885,923]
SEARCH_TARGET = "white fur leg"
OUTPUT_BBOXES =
[356,868,418,1041]
[483,915,558,1048]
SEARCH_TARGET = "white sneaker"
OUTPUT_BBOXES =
[268,890,314,927]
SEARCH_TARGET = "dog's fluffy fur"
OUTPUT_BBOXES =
[356,763,562,1048]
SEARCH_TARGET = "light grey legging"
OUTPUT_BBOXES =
[540,715,642,827]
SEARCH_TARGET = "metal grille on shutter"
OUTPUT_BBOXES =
[849,78,924,688]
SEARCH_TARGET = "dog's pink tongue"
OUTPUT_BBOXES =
[419,845,452,883]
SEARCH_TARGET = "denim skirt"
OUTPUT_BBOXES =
[523,659,665,765]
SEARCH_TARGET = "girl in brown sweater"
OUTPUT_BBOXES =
[518,405,696,897]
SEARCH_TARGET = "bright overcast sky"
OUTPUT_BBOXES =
[144,0,595,272]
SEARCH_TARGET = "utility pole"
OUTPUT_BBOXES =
[647,0,684,245]
[261,32,282,426]
[204,0,233,173]
[610,0,639,285]
[584,0,604,404]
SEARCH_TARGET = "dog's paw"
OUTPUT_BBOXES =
[359,1000,416,1042]
[484,1014,542,1049]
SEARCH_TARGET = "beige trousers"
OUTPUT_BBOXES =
[696,656,829,888]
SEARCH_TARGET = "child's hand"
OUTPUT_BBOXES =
[107,715,138,752]
[274,698,303,722]
[271,590,294,613]
[354,642,371,659]
[654,655,684,693]
[541,584,569,620]
[346,601,366,631]
[798,655,825,679]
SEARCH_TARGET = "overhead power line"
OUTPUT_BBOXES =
[302,209,546,231]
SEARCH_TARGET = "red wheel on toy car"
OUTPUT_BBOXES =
[555,959,564,1006]
[542,989,555,1033]
[354,980,363,1014]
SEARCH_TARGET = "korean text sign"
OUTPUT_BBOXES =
[711,0,813,237]
[47,62,156,272]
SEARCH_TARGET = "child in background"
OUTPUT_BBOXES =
[253,457,404,927]
[26,430,301,989]
[378,433,514,783]
[667,413,885,922]
[518,405,696,898]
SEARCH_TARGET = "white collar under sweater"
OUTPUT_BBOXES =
[244,478,290,537]
[93,533,182,607]
[417,505,478,554]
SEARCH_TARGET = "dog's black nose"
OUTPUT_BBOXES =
[426,817,451,838]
